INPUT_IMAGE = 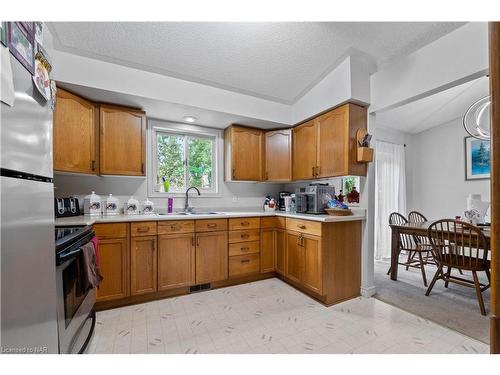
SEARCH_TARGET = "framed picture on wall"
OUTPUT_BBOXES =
[465,136,491,180]
[8,22,35,75]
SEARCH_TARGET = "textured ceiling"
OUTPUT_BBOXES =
[48,22,465,104]
[376,76,490,134]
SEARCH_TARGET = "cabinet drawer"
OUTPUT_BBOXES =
[158,220,194,235]
[228,217,260,230]
[261,216,286,229]
[229,253,260,277]
[195,219,228,232]
[228,241,260,256]
[131,221,157,237]
[286,218,322,236]
[228,229,260,244]
[93,223,129,239]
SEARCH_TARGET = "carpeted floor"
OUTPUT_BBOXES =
[374,258,490,344]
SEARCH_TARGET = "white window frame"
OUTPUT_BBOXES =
[147,119,221,198]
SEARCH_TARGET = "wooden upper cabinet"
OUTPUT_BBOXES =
[225,125,263,181]
[316,104,367,177]
[99,104,146,176]
[292,120,317,180]
[264,129,292,181]
[53,88,98,174]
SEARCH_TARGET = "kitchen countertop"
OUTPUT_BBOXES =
[55,209,367,226]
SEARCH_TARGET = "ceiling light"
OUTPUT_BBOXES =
[183,116,197,123]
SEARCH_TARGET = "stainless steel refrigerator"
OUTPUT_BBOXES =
[1,51,59,353]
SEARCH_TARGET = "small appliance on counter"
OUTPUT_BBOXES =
[142,198,155,214]
[277,191,291,211]
[104,194,120,216]
[54,197,81,218]
[125,196,140,215]
[295,183,336,214]
[84,191,102,216]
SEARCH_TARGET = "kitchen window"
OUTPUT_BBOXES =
[149,121,220,196]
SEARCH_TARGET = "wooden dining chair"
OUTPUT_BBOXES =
[426,219,491,315]
[386,212,430,286]
[408,211,435,267]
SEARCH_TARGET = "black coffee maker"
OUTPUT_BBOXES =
[277,191,291,211]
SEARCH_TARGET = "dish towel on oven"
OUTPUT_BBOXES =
[81,239,103,289]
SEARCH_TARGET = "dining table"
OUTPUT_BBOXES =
[389,221,491,281]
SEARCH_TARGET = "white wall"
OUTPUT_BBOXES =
[370,23,488,113]
[406,118,491,220]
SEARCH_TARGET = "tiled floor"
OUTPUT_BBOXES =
[88,278,489,354]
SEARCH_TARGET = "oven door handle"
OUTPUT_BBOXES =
[58,248,82,263]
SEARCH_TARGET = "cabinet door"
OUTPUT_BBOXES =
[130,235,157,296]
[292,120,317,180]
[100,105,146,176]
[96,238,129,302]
[158,234,195,290]
[301,235,323,295]
[53,88,98,174]
[260,228,275,273]
[285,231,301,284]
[265,129,292,181]
[275,229,286,275]
[316,106,348,177]
[195,231,228,284]
[230,126,263,181]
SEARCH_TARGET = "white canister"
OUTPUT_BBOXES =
[125,196,140,215]
[104,194,120,216]
[84,191,102,216]
[142,198,154,214]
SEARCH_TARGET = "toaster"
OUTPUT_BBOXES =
[54,197,81,218]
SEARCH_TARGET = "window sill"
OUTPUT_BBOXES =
[148,192,222,198]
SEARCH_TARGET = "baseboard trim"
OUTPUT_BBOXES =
[361,285,376,298]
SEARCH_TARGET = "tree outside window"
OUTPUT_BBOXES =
[155,132,215,193]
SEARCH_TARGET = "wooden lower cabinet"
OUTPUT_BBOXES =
[285,231,302,284]
[157,233,195,290]
[260,228,275,273]
[300,234,322,294]
[130,235,157,296]
[275,229,286,275]
[285,231,322,294]
[195,231,228,284]
[96,237,129,302]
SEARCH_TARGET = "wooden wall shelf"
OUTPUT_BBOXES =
[356,129,374,163]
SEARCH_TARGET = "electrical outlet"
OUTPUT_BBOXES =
[232,196,238,202]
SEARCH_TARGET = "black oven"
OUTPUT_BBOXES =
[55,226,97,354]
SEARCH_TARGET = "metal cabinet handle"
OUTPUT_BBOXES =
[232,168,236,179]
[141,163,145,174]
[297,224,306,229]
[316,165,320,176]
[241,221,250,226]
[241,233,250,239]
[241,259,250,264]
[196,236,200,246]
[207,223,217,228]
[91,160,96,171]
[170,224,181,230]
[312,166,315,177]
[191,236,195,246]
[137,226,150,232]
[241,247,250,251]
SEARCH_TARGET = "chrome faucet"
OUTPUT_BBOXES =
[184,186,200,213]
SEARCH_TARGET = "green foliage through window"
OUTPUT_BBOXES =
[156,132,214,192]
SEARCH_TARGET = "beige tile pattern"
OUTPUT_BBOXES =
[88,278,489,354]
